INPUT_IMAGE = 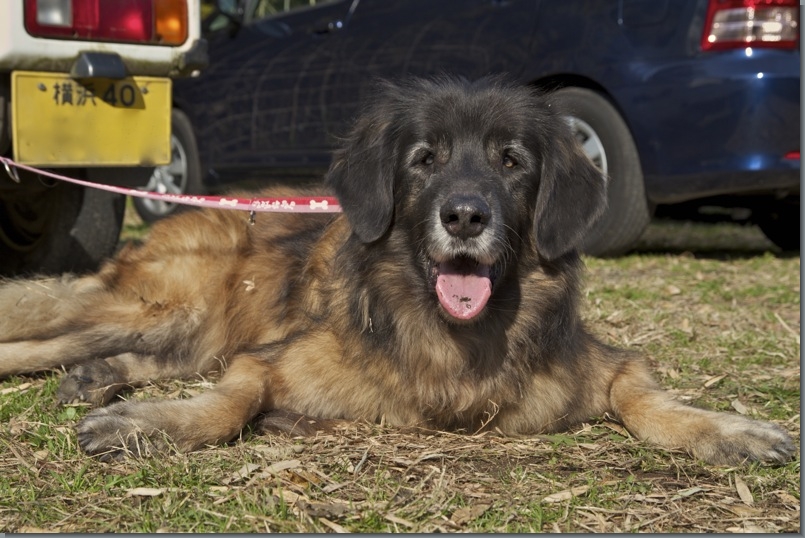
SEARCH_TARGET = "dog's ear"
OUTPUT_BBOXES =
[326,105,396,244]
[533,124,608,260]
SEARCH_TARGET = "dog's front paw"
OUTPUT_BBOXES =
[692,415,796,465]
[57,361,127,407]
[75,403,170,460]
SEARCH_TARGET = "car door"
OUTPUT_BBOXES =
[313,0,539,143]
[173,0,356,184]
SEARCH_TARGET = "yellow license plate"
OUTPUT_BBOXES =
[12,71,171,166]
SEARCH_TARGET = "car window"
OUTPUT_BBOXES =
[201,0,240,33]
[253,0,338,20]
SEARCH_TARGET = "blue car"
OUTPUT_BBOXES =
[164,0,800,255]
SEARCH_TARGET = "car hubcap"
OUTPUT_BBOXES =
[567,116,608,174]
[138,134,188,216]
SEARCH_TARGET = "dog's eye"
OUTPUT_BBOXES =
[421,152,435,166]
[502,154,517,168]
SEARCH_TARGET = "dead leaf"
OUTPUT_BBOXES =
[322,482,350,494]
[602,420,630,437]
[222,462,261,484]
[289,468,322,487]
[703,374,727,388]
[680,318,693,334]
[731,399,748,415]
[723,504,761,517]
[773,490,799,507]
[296,500,349,518]
[273,487,303,505]
[451,503,491,524]
[0,382,32,395]
[384,514,416,529]
[318,517,349,533]
[666,285,681,296]
[126,487,165,497]
[264,459,301,475]
[735,476,754,506]
[249,444,296,460]
[415,452,449,464]
[543,485,590,503]
[671,486,705,501]
[725,525,762,533]
[617,493,663,504]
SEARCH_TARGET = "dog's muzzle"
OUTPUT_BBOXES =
[430,194,496,321]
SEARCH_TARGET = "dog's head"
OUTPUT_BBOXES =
[327,76,607,322]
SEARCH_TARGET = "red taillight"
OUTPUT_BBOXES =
[24,0,188,46]
[701,0,799,51]
[784,151,800,160]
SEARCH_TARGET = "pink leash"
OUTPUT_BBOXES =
[0,156,342,216]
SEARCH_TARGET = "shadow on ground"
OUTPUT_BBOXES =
[632,219,798,260]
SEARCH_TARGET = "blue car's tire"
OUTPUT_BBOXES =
[554,87,652,257]
[756,197,800,251]
[133,109,203,223]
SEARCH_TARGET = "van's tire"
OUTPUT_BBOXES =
[0,178,124,276]
[553,87,652,257]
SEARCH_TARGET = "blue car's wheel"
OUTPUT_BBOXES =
[555,87,652,257]
[756,197,800,251]
[133,109,203,223]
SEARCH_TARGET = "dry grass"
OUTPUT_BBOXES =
[0,213,800,533]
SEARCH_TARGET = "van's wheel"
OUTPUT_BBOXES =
[553,87,652,257]
[0,178,124,276]
[133,109,203,223]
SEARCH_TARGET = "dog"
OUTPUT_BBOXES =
[0,77,795,465]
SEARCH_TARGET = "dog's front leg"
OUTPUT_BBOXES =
[609,360,796,465]
[75,354,272,459]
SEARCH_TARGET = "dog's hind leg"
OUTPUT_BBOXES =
[609,359,796,465]
[0,274,106,342]
[0,274,118,376]
[0,336,101,377]
[0,283,213,379]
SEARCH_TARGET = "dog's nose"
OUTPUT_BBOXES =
[440,194,490,239]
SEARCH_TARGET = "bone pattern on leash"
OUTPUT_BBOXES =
[0,156,342,214]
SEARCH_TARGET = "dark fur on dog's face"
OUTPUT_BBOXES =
[328,77,608,322]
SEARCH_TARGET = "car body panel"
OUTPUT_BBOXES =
[174,0,800,204]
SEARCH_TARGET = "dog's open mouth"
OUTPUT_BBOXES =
[431,256,493,321]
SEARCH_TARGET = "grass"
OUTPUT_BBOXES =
[0,210,800,532]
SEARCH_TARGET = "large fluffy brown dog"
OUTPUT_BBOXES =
[0,77,795,464]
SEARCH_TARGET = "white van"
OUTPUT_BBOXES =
[0,0,206,274]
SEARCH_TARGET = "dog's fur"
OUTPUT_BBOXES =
[0,77,795,464]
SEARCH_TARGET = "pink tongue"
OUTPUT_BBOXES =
[435,262,492,320]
